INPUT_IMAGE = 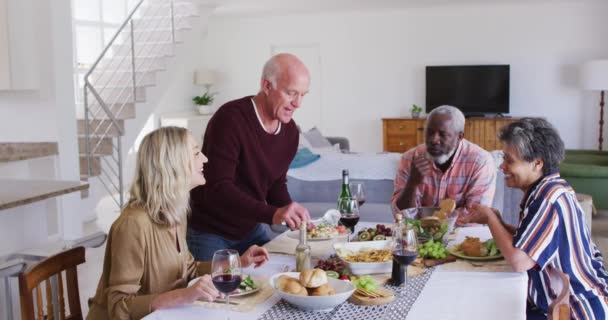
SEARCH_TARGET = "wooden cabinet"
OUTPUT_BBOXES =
[382,117,518,152]
[382,118,425,153]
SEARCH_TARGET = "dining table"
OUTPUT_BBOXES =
[143,222,528,320]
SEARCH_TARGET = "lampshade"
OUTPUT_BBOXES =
[194,69,216,86]
[581,60,608,91]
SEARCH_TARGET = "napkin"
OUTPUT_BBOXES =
[311,209,341,226]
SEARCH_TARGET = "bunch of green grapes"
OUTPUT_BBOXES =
[351,275,378,292]
[418,239,448,259]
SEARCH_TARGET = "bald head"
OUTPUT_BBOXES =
[255,53,311,125]
[261,53,310,89]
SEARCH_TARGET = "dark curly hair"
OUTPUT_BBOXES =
[498,117,565,175]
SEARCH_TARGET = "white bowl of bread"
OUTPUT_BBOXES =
[269,269,355,311]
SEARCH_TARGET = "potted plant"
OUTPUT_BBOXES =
[193,91,217,115]
[411,104,423,118]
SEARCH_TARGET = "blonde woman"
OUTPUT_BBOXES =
[87,127,269,320]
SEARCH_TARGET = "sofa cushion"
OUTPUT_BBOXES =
[303,127,333,148]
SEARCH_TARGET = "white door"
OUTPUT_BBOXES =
[271,44,322,131]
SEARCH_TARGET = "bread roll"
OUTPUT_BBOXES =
[299,268,328,288]
[278,276,308,296]
[276,275,292,290]
[433,198,456,219]
[308,283,335,296]
[421,216,441,228]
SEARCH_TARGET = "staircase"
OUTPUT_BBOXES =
[78,0,208,209]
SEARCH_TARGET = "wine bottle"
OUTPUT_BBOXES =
[337,169,352,211]
[295,221,311,272]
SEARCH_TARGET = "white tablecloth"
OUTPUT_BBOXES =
[143,225,527,320]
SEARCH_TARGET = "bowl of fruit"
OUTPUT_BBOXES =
[315,255,351,280]
[355,224,392,242]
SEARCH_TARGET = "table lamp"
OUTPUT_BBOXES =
[581,59,608,150]
[194,68,216,95]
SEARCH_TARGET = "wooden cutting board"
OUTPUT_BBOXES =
[348,288,395,305]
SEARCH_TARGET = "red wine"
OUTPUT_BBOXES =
[340,215,360,231]
[212,274,242,294]
[357,199,366,207]
[392,250,418,266]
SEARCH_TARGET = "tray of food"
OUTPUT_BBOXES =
[333,240,393,275]
[448,237,502,261]
[402,199,458,243]
[286,223,349,241]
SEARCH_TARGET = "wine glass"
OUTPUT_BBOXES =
[338,198,360,242]
[392,225,418,288]
[211,249,241,320]
[349,182,366,207]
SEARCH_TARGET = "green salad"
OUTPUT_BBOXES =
[239,275,257,292]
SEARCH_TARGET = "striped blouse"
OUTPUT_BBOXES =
[392,139,496,209]
[514,172,608,319]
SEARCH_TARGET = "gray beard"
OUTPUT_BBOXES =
[430,146,457,165]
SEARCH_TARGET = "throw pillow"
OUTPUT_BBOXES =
[289,147,321,169]
[298,133,313,149]
[303,127,332,148]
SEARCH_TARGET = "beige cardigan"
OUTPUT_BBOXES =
[87,206,210,320]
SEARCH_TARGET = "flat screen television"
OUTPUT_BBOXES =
[425,65,510,116]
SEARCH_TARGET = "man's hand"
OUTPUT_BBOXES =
[240,245,270,268]
[272,202,311,229]
[408,154,432,187]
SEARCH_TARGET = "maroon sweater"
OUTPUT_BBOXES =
[189,96,298,240]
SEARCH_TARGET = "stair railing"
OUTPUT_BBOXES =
[83,0,182,208]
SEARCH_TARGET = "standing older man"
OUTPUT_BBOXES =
[392,105,496,214]
[188,53,312,261]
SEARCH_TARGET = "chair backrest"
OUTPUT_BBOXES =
[18,247,86,320]
[547,267,571,320]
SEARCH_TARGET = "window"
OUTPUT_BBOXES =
[71,0,134,103]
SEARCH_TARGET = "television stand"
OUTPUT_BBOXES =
[465,113,511,118]
[382,117,521,152]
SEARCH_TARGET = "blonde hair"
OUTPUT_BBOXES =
[127,126,192,227]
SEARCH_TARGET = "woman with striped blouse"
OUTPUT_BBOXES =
[464,118,608,319]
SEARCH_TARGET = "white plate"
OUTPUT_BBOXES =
[333,240,393,275]
[269,272,355,311]
[188,275,261,297]
[286,230,349,241]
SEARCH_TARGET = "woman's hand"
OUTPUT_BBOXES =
[240,245,269,268]
[186,274,220,302]
[462,204,499,225]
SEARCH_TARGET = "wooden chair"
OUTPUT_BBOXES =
[547,267,571,320]
[18,247,86,320]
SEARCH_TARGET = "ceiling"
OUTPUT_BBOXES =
[205,0,595,16]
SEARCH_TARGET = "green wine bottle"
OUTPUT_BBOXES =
[337,169,352,212]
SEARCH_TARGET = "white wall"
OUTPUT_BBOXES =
[182,1,608,152]
[0,0,81,252]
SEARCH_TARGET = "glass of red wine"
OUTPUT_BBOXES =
[392,226,418,289]
[338,198,360,242]
[349,182,366,207]
[211,249,241,320]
